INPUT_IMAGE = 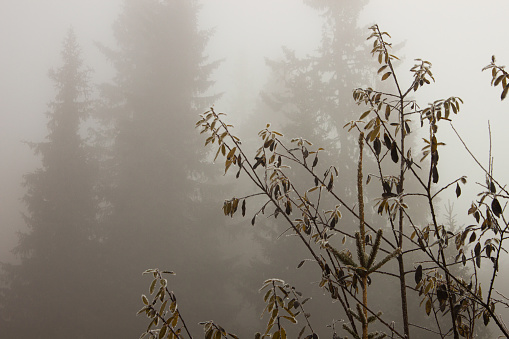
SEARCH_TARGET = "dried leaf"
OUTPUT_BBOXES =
[381,72,392,81]
[360,110,371,120]
[469,232,476,244]
[484,311,490,326]
[385,104,391,120]
[150,279,157,294]
[432,165,439,183]
[494,74,505,86]
[384,133,392,149]
[492,198,502,217]
[391,145,399,163]
[373,138,381,156]
[415,265,423,285]
[502,84,509,100]
[436,285,448,302]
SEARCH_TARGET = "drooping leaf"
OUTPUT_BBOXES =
[280,327,287,339]
[432,165,439,183]
[436,285,448,302]
[494,74,505,86]
[327,175,334,191]
[415,265,423,285]
[474,211,480,223]
[486,244,492,259]
[425,298,432,316]
[285,200,292,215]
[385,104,391,120]
[484,311,490,326]
[373,138,381,156]
[502,83,509,100]
[474,242,481,257]
[490,181,496,193]
[456,183,461,197]
[159,326,167,339]
[150,279,157,294]
[492,197,502,217]
[382,181,392,194]
[330,216,336,229]
[469,232,476,244]
[391,145,398,163]
[384,133,392,149]
[302,147,309,159]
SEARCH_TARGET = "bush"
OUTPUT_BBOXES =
[138,25,509,339]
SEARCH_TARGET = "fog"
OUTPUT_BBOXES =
[1,0,509,338]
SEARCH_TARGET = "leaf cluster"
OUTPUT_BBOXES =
[142,25,509,339]
[483,56,509,100]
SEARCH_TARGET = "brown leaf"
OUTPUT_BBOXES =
[415,265,423,284]
[381,72,392,81]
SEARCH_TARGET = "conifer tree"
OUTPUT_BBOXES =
[0,28,102,338]
[261,0,370,154]
[96,0,234,335]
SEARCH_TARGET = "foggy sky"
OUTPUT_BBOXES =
[2,0,509,316]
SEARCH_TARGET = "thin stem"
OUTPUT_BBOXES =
[451,123,509,196]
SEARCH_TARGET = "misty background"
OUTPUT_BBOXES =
[1,0,509,338]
